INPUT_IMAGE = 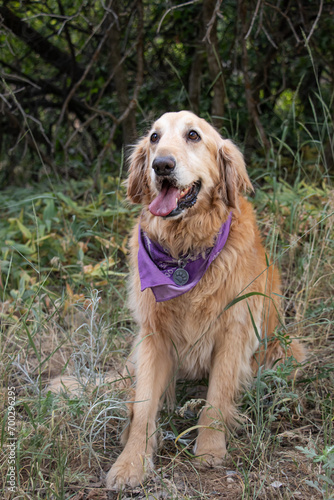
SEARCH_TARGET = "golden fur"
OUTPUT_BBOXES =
[106,111,306,490]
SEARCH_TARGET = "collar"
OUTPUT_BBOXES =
[137,213,232,302]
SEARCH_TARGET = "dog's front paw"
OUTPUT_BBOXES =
[105,451,153,491]
[194,436,227,468]
[194,451,225,468]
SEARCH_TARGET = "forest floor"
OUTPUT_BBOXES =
[0,174,333,499]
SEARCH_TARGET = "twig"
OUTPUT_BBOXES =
[63,113,98,155]
[305,0,323,45]
[54,15,113,148]
[203,0,223,43]
[244,0,262,40]
[56,0,77,77]
[93,0,144,187]
[264,2,301,44]
[91,41,137,113]
[63,38,138,153]
[157,0,200,34]
[1,77,55,174]
[0,71,41,90]
[262,26,278,49]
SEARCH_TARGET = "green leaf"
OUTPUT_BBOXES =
[15,219,32,240]
[247,301,261,343]
[6,241,34,255]
[56,192,77,209]
[43,198,56,224]
[224,292,271,312]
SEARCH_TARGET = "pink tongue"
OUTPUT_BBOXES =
[149,184,181,217]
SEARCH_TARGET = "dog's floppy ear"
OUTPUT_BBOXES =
[218,139,253,209]
[127,137,149,204]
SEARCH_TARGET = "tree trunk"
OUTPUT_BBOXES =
[239,1,270,153]
[202,0,225,129]
[107,4,137,146]
[188,46,205,115]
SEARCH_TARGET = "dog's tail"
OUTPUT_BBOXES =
[47,370,127,395]
[251,337,307,375]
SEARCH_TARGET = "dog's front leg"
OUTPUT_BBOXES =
[106,331,173,490]
[194,327,252,466]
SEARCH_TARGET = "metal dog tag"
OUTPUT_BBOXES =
[173,268,189,286]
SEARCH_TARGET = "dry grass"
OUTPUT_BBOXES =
[0,176,333,500]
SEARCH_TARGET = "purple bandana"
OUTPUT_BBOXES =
[138,213,232,302]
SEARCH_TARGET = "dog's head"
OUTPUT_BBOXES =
[127,111,253,218]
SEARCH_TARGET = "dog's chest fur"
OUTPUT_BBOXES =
[159,298,219,379]
[131,266,251,380]
[128,208,261,381]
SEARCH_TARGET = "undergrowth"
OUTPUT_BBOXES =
[0,167,332,499]
[0,85,333,498]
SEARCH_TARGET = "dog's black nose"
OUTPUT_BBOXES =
[152,156,176,176]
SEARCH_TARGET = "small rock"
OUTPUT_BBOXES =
[271,481,283,488]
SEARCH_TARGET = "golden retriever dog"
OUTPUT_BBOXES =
[106,110,306,490]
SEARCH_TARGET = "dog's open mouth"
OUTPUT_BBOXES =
[149,180,201,218]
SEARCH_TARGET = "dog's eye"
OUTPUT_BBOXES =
[188,130,200,141]
[150,132,159,143]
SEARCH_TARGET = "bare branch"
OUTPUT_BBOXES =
[93,0,144,185]
[263,2,301,44]
[91,40,137,113]
[305,0,323,45]
[1,79,54,169]
[245,0,262,40]
[54,13,112,146]
[0,6,85,79]
[157,0,200,34]
[203,0,223,43]
[262,26,278,49]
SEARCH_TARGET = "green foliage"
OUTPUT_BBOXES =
[296,444,334,499]
[0,177,132,305]
[0,1,333,185]
[243,352,303,430]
